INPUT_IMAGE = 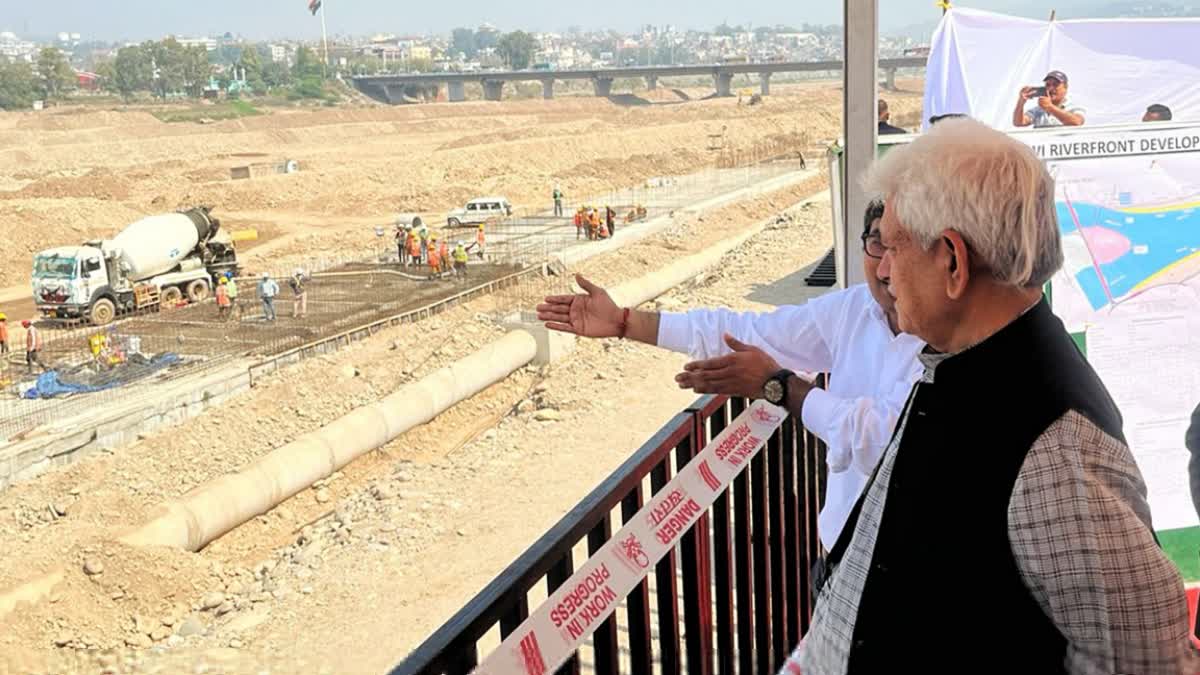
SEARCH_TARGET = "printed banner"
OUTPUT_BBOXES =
[473,399,788,675]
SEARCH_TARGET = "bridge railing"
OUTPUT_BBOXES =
[391,392,828,674]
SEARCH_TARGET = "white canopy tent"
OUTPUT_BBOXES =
[924,7,1200,130]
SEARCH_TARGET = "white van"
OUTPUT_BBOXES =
[447,197,513,228]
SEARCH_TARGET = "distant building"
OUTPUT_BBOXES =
[407,45,432,62]
[175,36,218,51]
[270,44,288,63]
[0,31,37,62]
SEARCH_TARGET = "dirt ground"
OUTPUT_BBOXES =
[0,177,831,673]
[0,79,924,295]
[0,78,921,673]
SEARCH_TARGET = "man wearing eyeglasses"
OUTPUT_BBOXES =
[536,202,924,550]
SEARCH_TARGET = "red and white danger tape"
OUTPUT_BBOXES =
[473,399,788,675]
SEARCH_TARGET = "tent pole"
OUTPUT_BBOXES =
[841,0,878,288]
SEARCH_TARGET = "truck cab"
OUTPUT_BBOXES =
[32,246,114,322]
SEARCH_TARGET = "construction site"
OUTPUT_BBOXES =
[0,77,924,673]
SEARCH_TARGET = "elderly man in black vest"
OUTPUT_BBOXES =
[796,118,1196,673]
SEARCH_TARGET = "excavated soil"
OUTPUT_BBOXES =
[0,79,924,293]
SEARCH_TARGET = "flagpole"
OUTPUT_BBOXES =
[320,0,330,77]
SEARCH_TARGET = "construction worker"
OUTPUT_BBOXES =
[606,205,617,237]
[225,272,240,320]
[88,330,107,362]
[407,228,420,268]
[553,184,564,217]
[438,237,450,273]
[258,272,279,322]
[289,268,308,319]
[215,276,231,320]
[588,208,601,240]
[574,207,585,240]
[395,224,407,265]
[0,312,8,355]
[418,222,430,264]
[22,320,45,373]
[453,241,470,279]
[427,235,443,276]
[474,224,486,260]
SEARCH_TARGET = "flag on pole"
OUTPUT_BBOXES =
[308,0,322,16]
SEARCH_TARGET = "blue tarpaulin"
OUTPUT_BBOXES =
[22,353,181,399]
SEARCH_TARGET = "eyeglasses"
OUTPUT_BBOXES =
[861,232,885,259]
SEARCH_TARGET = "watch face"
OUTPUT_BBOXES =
[764,379,783,403]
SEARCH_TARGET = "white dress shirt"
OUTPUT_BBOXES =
[657,284,925,549]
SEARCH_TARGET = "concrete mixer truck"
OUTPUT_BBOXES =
[31,207,238,325]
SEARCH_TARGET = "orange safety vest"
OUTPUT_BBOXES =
[439,241,449,260]
[408,234,420,256]
[0,322,7,342]
[216,285,231,307]
[477,230,485,246]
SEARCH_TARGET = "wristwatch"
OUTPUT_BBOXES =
[762,369,795,405]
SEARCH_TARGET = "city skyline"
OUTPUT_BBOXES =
[1,0,1113,43]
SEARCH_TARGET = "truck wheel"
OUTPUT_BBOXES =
[161,286,184,308]
[90,298,116,326]
[448,218,461,228]
[186,279,210,303]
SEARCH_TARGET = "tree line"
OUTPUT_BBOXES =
[0,40,332,110]
[0,48,77,110]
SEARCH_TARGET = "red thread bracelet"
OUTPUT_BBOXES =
[617,307,631,339]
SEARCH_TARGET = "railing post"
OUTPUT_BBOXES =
[651,455,683,675]
[621,484,654,675]
[679,406,714,675]
[768,423,789,669]
[547,551,581,675]
[752,423,774,672]
[730,396,755,675]
[709,400,736,675]
[587,515,620,675]
[782,417,804,647]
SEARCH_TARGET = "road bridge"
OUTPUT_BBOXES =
[351,57,926,104]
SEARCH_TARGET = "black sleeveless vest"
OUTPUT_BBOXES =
[846,299,1126,673]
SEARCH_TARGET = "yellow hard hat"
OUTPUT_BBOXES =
[219,277,228,284]
[478,224,484,229]
[0,312,6,320]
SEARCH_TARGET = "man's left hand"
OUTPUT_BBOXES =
[1037,96,1055,111]
[675,334,780,397]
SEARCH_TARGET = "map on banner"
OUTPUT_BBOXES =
[1024,124,1200,538]
[1048,152,1200,332]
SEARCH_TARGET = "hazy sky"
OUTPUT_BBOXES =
[2,1,1093,42]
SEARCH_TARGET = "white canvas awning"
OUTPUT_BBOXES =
[924,7,1200,130]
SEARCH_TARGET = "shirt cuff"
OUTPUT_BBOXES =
[656,312,690,354]
[800,387,837,446]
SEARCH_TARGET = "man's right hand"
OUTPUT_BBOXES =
[1019,86,1036,102]
[537,274,624,338]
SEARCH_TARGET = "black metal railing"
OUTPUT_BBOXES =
[392,392,828,675]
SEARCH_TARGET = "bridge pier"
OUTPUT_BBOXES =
[759,73,772,96]
[646,75,658,91]
[714,72,734,97]
[482,79,505,102]
[883,68,897,91]
[592,77,613,98]
[541,79,555,100]
[447,81,466,102]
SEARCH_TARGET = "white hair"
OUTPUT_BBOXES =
[863,117,1063,288]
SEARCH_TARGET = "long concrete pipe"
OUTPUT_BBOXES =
[0,200,789,618]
